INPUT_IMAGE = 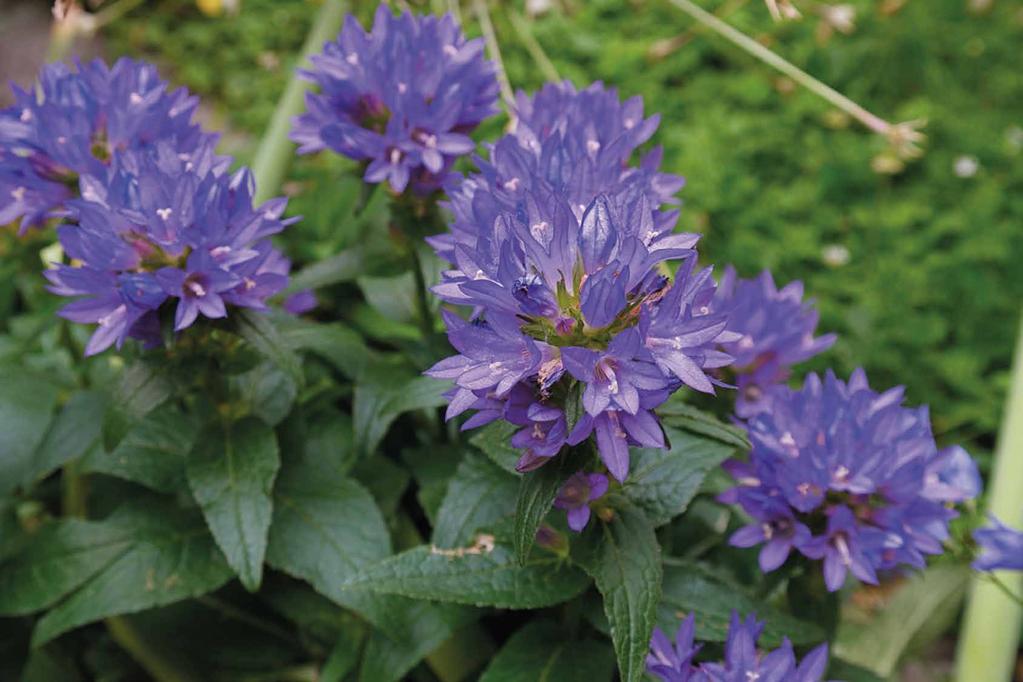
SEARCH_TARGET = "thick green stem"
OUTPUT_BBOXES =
[251,0,348,203]
[106,616,198,682]
[664,0,892,136]
[955,316,1023,682]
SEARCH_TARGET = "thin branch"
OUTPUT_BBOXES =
[472,0,516,117]
[664,0,924,158]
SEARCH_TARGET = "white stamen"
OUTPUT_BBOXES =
[833,465,850,482]
[529,221,549,241]
[11,186,26,202]
[20,108,32,122]
[488,361,503,370]
[129,92,143,105]
[503,177,520,191]
[623,117,636,129]
[397,82,408,94]
[389,148,402,164]
[243,278,256,291]
[57,136,67,145]
[443,44,458,57]
[738,335,755,350]
[98,304,126,328]
[762,524,774,540]
[185,280,207,297]
[346,52,359,65]
[586,139,601,154]
[698,305,710,315]
[156,207,173,221]
[835,535,852,566]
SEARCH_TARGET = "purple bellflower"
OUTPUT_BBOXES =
[44,143,297,355]
[1,58,217,230]
[712,267,836,417]
[291,5,500,194]
[973,516,1023,572]
[553,471,609,531]
[647,612,829,682]
[720,369,980,591]
[427,83,738,482]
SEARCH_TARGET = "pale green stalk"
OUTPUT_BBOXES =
[251,0,349,203]
[472,0,516,115]
[955,315,1023,682]
[506,8,560,83]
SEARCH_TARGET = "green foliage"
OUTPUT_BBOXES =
[480,621,616,682]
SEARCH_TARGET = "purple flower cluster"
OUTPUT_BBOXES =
[973,516,1023,572]
[427,82,739,482]
[721,369,980,591]
[291,5,499,194]
[647,612,829,682]
[554,471,609,531]
[712,267,836,417]
[1,58,214,230]
[45,144,296,355]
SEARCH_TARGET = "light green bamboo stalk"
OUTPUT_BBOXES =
[955,315,1023,682]
[251,0,349,203]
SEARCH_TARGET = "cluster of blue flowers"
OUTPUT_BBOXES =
[721,369,981,591]
[427,81,740,482]
[291,5,500,194]
[1,59,297,354]
[647,612,829,682]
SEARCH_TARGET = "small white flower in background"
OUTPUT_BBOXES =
[821,4,856,34]
[954,155,979,178]
[822,244,850,267]
[765,0,801,21]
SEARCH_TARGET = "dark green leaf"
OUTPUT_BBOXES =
[353,373,448,456]
[563,382,585,437]
[286,246,365,293]
[32,501,233,646]
[0,519,131,615]
[657,401,751,451]
[622,426,735,526]
[82,405,198,493]
[357,605,477,682]
[469,421,522,474]
[432,454,518,548]
[401,444,464,524]
[187,417,280,591]
[351,455,410,519]
[281,320,376,381]
[574,504,662,682]
[101,360,175,451]
[28,390,107,488]
[342,543,590,609]
[234,310,303,387]
[0,368,61,494]
[232,362,297,426]
[479,621,615,682]
[514,447,589,564]
[826,659,887,682]
[658,560,824,646]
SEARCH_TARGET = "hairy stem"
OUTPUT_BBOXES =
[251,0,348,203]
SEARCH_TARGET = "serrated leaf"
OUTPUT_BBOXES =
[28,390,107,488]
[574,504,662,682]
[514,447,589,564]
[658,560,824,646]
[479,621,615,682]
[82,404,198,493]
[341,543,590,609]
[32,501,232,646]
[0,367,61,494]
[0,519,131,615]
[623,427,735,526]
[834,563,969,677]
[187,417,280,591]
[433,455,518,548]
[234,310,303,387]
[101,360,175,451]
[563,381,585,437]
[657,401,750,450]
[469,421,521,474]
[353,372,448,456]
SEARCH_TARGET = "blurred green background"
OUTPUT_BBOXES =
[84,0,1023,468]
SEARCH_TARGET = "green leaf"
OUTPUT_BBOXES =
[101,360,175,451]
[353,372,448,456]
[479,621,615,682]
[0,519,131,615]
[825,659,887,682]
[834,562,969,677]
[658,560,824,646]
[574,504,662,682]
[341,543,590,609]
[351,455,410,519]
[514,447,588,564]
[187,417,280,591]
[563,382,585,437]
[0,367,61,494]
[82,404,198,493]
[469,421,522,474]
[622,426,735,526]
[287,246,365,292]
[401,444,464,524]
[357,605,477,682]
[432,454,518,548]
[32,501,233,646]
[233,310,303,387]
[27,390,107,488]
[232,362,297,426]
[657,401,751,451]
[281,320,376,380]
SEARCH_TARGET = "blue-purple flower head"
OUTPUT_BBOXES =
[1,58,215,230]
[427,84,736,483]
[44,143,296,355]
[973,516,1023,572]
[647,612,829,682]
[554,471,609,531]
[291,5,500,194]
[720,369,980,591]
[712,267,836,417]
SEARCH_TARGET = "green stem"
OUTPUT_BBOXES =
[506,8,560,83]
[664,0,892,136]
[409,246,435,340]
[251,0,348,203]
[472,0,516,115]
[61,460,88,518]
[105,616,198,682]
[955,315,1023,682]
